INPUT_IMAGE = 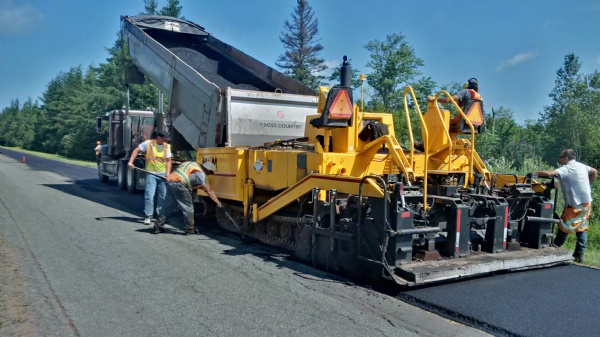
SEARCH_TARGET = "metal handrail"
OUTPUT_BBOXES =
[431,91,476,187]
[403,86,429,209]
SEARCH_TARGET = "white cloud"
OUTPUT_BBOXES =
[0,0,44,35]
[324,59,342,70]
[495,51,538,72]
[316,59,342,76]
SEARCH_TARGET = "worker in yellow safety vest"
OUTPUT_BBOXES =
[154,161,222,235]
[128,131,172,225]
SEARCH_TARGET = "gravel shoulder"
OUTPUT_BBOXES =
[0,231,36,336]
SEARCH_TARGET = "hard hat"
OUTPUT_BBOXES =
[464,78,479,91]
[201,161,216,172]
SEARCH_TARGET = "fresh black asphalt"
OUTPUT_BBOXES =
[400,258,600,336]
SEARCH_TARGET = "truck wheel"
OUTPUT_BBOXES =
[98,164,109,183]
[126,166,137,193]
[117,161,127,190]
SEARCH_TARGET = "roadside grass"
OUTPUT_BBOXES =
[3,146,600,268]
[562,233,600,267]
[0,146,97,168]
[583,249,600,267]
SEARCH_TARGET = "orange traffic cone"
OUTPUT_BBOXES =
[22,156,26,163]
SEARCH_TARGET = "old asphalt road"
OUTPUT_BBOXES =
[0,148,489,336]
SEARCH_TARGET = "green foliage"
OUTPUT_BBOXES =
[485,155,551,176]
[359,33,433,146]
[141,0,183,18]
[276,0,327,90]
[539,53,600,167]
[364,33,425,113]
[157,0,183,18]
[36,66,118,158]
[141,0,158,15]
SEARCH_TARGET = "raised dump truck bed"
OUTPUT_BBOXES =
[122,15,317,150]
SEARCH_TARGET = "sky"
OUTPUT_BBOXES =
[1,0,599,125]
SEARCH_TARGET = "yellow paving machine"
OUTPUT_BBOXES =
[198,58,571,286]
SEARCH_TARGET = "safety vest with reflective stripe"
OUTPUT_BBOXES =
[145,140,171,173]
[458,89,481,108]
[171,161,203,189]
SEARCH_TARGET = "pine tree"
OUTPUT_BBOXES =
[158,0,183,18]
[141,0,183,18]
[141,0,158,15]
[276,0,326,90]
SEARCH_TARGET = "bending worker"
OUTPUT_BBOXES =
[535,149,597,263]
[128,131,172,225]
[154,161,222,235]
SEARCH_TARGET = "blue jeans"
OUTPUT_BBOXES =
[554,229,587,257]
[158,182,195,232]
[144,173,166,219]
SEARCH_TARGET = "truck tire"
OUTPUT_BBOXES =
[117,161,127,190]
[98,164,109,183]
[126,166,137,193]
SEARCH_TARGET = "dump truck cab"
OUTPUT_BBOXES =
[97,109,160,192]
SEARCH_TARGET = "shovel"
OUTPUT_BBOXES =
[221,209,247,240]
[133,167,167,180]
[220,208,259,243]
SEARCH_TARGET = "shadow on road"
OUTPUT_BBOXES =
[205,221,357,285]
[4,147,359,294]
[43,180,145,218]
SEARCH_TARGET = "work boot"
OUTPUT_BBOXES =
[143,217,155,226]
[156,215,167,227]
[573,253,585,263]
[153,224,165,234]
[185,227,197,235]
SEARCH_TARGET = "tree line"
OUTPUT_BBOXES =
[1,0,599,175]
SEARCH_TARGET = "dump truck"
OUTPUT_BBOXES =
[120,15,572,286]
[98,15,319,191]
[96,108,162,192]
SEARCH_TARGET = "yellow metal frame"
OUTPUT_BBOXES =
[253,173,384,222]
[430,90,476,187]
[403,86,429,209]
[196,85,501,224]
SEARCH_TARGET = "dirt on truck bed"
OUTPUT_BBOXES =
[170,47,260,91]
